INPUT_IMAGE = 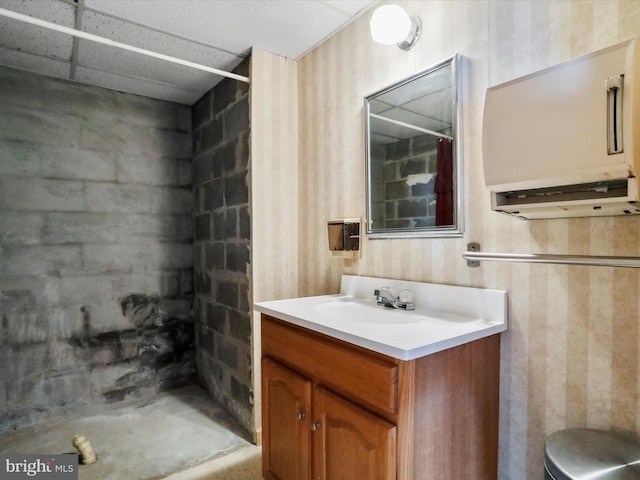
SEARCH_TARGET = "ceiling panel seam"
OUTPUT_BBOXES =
[77,62,201,93]
[294,1,375,60]
[69,0,84,80]
[316,0,354,18]
[82,4,248,59]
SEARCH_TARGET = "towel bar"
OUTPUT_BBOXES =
[464,242,640,269]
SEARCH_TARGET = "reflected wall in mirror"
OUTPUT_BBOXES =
[365,55,463,238]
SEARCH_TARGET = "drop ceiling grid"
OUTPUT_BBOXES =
[0,0,74,61]
[0,45,70,79]
[83,0,367,59]
[77,10,242,91]
[0,0,377,104]
[74,64,202,105]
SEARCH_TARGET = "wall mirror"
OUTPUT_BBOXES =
[365,55,463,238]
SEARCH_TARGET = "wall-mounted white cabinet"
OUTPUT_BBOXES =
[483,36,640,219]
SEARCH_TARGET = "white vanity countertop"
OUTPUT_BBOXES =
[254,275,508,361]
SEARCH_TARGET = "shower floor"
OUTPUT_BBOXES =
[0,385,262,480]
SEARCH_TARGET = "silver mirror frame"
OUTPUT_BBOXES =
[364,54,464,239]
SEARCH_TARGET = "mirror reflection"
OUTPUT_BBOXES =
[365,55,463,238]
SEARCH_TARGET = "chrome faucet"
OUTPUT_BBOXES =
[374,288,415,311]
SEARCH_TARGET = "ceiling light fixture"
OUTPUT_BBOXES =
[369,4,422,51]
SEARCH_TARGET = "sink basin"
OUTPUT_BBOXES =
[254,274,508,360]
[315,300,422,325]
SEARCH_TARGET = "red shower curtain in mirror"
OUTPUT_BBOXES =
[435,137,453,226]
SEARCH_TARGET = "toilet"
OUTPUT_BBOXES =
[544,428,640,480]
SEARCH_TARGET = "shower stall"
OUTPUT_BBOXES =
[0,10,255,476]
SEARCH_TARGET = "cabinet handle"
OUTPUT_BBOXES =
[311,422,321,431]
[296,411,305,421]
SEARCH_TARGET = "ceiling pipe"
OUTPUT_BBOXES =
[0,7,250,84]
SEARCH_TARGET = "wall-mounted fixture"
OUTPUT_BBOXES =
[369,4,422,51]
[328,218,361,255]
[483,36,640,219]
[365,55,464,238]
[464,242,640,269]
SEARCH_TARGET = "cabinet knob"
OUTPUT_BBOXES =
[296,411,305,421]
[311,422,321,431]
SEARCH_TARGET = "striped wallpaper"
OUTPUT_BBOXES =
[251,1,640,477]
[249,49,299,440]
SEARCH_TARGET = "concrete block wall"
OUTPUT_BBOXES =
[380,133,440,229]
[0,65,195,431]
[192,59,252,433]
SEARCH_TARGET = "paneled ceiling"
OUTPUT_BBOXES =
[0,0,376,105]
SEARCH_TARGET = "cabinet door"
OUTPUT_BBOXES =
[262,357,312,480]
[312,387,396,480]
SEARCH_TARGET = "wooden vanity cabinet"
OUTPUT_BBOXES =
[312,386,396,480]
[261,314,500,480]
[262,357,312,479]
